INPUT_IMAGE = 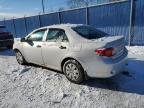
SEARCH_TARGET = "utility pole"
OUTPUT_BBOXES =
[42,0,45,14]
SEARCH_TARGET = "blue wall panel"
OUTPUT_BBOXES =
[26,16,40,34]
[60,9,86,24]
[132,0,144,45]
[5,20,16,37]
[40,13,59,27]
[14,18,26,37]
[0,21,4,25]
[89,1,131,43]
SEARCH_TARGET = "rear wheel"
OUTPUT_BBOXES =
[15,51,27,65]
[63,59,84,84]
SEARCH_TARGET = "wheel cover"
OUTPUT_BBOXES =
[16,52,23,64]
[65,63,80,81]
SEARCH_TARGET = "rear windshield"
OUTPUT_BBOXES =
[72,26,109,40]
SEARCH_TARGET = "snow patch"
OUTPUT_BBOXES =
[0,47,144,108]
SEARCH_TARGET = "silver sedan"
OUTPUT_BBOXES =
[13,24,128,84]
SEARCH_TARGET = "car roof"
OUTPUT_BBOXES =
[38,24,85,30]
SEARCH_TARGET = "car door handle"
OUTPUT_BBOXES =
[36,45,42,48]
[59,46,67,49]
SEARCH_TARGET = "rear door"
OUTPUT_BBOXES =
[22,29,47,65]
[42,28,69,70]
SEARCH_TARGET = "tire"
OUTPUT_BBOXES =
[15,51,27,65]
[63,59,84,84]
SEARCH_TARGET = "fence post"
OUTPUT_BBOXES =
[3,17,6,26]
[12,17,17,38]
[38,13,42,27]
[58,12,61,24]
[86,7,89,25]
[24,15,28,35]
[128,0,134,46]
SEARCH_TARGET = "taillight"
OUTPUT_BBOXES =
[95,48,115,57]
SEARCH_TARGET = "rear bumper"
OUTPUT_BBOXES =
[83,48,128,78]
[0,39,14,47]
[92,55,127,78]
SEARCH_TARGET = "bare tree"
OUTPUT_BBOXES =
[67,0,94,8]
[110,0,122,2]
[58,7,65,11]
[67,0,122,9]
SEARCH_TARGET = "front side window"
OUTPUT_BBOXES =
[47,28,68,42]
[72,26,109,40]
[27,29,46,41]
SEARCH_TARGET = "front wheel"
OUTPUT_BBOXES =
[15,51,27,65]
[63,59,84,84]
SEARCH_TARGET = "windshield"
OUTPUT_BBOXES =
[72,26,109,40]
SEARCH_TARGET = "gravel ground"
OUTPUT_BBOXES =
[0,47,144,108]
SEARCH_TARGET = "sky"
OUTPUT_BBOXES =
[0,0,68,19]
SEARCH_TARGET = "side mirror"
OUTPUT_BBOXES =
[21,38,26,42]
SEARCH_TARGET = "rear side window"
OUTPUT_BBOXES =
[72,26,109,40]
[47,28,68,42]
[27,29,46,41]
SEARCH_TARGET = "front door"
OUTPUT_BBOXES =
[22,29,47,65]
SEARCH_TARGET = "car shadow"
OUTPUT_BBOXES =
[82,58,144,95]
[19,57,144,95]
[12,53,144,95]
[0,47,15,56]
